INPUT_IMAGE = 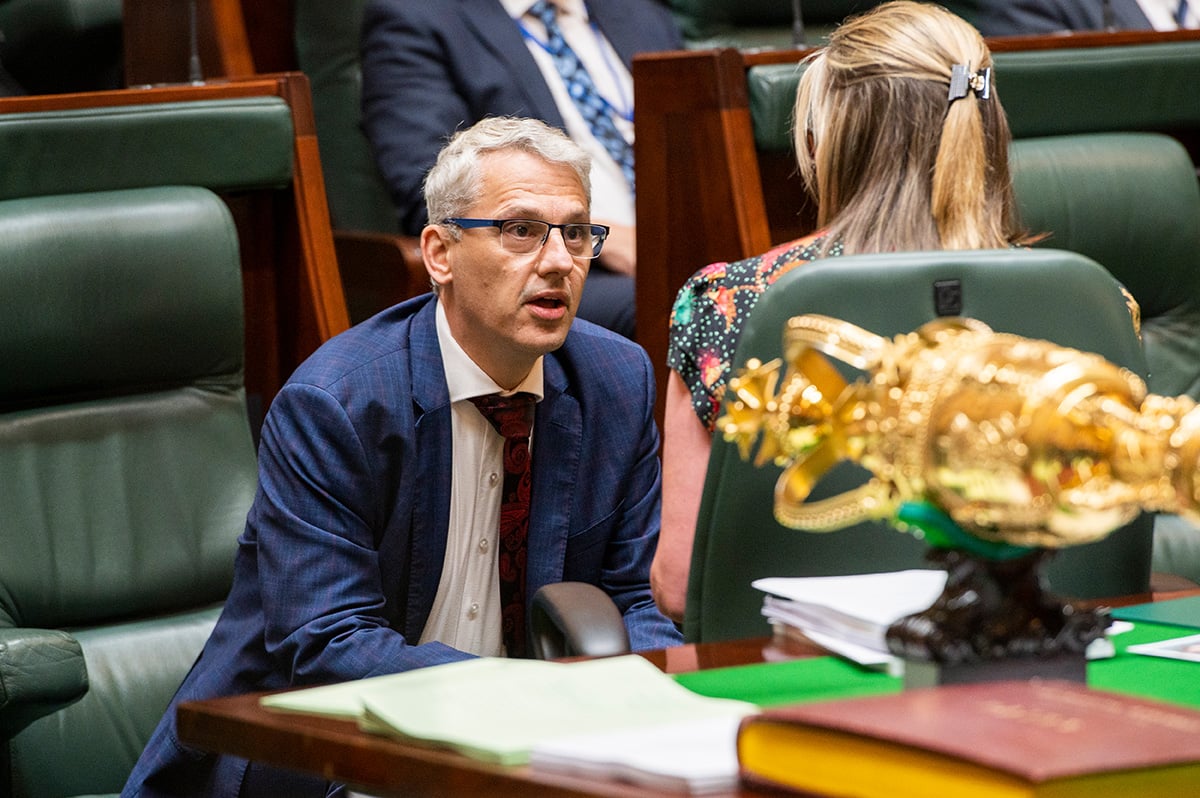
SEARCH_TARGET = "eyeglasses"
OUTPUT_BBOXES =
[442,218,610,259]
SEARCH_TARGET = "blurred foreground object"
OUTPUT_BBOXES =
[721,315,1200,670]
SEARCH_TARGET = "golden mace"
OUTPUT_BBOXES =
[719,315,1200,552]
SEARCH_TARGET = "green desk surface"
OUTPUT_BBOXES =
[675,622,1200,710]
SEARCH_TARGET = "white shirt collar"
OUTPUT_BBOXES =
[435,299,545,403]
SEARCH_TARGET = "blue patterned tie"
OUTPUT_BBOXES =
[528,0,636,193]
[1178,0,1192,27]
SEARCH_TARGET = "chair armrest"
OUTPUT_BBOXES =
[529,582,631,660]
[0,628,88,735]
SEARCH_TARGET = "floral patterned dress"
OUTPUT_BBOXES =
[667,234,843,431]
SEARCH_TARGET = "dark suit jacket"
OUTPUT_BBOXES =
[123,295,681,797]
[946,0,1152,36]
[360,0,684,235]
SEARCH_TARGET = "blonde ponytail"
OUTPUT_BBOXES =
[791,1,1022,255]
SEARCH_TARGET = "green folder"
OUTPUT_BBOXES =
[1112,595,1200,630]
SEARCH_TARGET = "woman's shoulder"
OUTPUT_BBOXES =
[684,231,829,292]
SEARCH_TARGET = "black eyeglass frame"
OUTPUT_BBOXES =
[441,217,610,259]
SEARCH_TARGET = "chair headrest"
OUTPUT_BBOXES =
[0,186,245,410]
[1012,132,1200,318]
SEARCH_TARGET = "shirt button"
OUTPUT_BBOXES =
[467,602,480,620]
[488,472,499,487]
[478,538,490,554]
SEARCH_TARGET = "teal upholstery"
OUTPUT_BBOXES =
[685,249,1153,643]
[0,98,294,201]
[1008,133,1200,585]
[670,0,883,48]
[0,0,122,93]
[1010,132,1200,400]
[991,41,1200,141]
[0,186,255,797]
[0,93,310,427]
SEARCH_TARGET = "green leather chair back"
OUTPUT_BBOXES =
[685,249,1152,643]
[1010,132,1200,586]
[747,39,1200,152]
[0,186,255,797]
[0,93,306,427]
[293,0,398,235]
[1011,132,1200,399]
[0,97,294,200]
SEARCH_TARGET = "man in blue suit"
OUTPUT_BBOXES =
[123,116,682,797]
[360,0,684,340]
[943,0,1158,34]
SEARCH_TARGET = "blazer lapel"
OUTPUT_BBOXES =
[526,353,580,588]
[587,0,640,67]
[459,0,565,126]
[405,302,454,636]
[1114,0,1154,28]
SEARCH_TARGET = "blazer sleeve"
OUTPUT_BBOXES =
[250,380,475,679]
[593,345,685,651]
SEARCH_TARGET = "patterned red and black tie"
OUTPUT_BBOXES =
[470,392,537,657]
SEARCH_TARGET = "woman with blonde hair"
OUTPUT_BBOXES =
[652,0,1026,622]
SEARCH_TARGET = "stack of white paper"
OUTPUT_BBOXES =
[753,570,948,666]
[528,715,745,794]
[754,570,1127,666]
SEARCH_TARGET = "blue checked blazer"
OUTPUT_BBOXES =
[360,0,684,235]
[123,294,681,797]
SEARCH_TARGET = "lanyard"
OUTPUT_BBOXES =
[517,11,634,122]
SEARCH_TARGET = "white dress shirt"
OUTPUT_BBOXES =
[1136,0,1198,28]
[418,300,545,656]
[504,0,636,229]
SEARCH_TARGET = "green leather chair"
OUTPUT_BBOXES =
[0,79,351,431]
[685,248,1153,643]
[746,39,1200,157]
[0,186,255,797]
[293,0,427,323]
[1011,132,1200,400]
[1010,132,1200,585]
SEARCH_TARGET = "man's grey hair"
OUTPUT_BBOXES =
[424,116,593,230]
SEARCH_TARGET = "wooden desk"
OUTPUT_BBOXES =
[177,586,1198,796]
[175,636,822,797]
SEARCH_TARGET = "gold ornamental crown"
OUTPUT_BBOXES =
[719,315,1200,550]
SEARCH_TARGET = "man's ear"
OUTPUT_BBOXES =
[422,224,452,290]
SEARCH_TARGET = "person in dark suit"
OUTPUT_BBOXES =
[122,116,682,798]
[0,58,20,95]
[942,0,1155,35]
[360,0,685,340]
